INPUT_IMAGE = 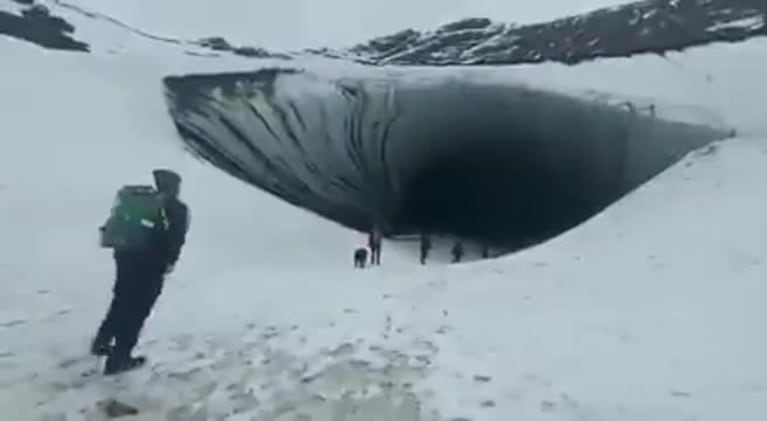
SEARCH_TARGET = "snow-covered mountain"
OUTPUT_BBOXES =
[2,0,767,420]
[346,0,767,65]
[2,0,765,65]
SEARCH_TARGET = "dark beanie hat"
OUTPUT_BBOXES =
[152,169,181,192]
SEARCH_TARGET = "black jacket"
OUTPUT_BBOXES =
[161,197,189,266]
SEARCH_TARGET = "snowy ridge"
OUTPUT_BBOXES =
[43,0,291,58]
[347,0,767,65]
[2,0,766,66]
[0,0,292,58]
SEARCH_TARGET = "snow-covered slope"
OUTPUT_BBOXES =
[0,37,429,420]
[2,0,767,420]
[2,37,767,419]
[415,135,767,421]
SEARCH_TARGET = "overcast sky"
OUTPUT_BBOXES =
[68,0,634,50]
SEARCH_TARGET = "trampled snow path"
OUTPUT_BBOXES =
[3,34,767,421]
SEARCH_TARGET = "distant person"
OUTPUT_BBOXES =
[93,169,189,375]
[419,233,432,265]
[481,243,490,259]
[451,241,464,263]
[353,247,368,269]
[368,225,383,266]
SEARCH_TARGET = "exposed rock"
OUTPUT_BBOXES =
[349,0,767,66]
[0,4,89,52]
[98,399,139,418]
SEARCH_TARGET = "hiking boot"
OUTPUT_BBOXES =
[104,355,147,375]
[90,339,113,357]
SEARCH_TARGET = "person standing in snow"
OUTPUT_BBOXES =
[419,232,432,265]
[368,225,383,266]
[480,243,490,259]
[92,169,189,375]
[451,241,464,263]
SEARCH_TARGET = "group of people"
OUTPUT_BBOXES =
[419,234,479,264]
[354,228,493,269]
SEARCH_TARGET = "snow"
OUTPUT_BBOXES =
[455,37,767,135]
[0,40,432,420]
[3,4,767,420]
[0,1,23,14]
[416,138,767,420]
[41,0,638,49]
[708,15,765,32]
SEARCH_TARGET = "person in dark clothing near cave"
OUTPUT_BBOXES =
[368,225,383,266]
[419,232,432,265]
[92,169,189,375]
[353,247,369,269]
[451,241,464,263]
[481,243,490,259]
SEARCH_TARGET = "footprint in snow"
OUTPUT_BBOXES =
[0,319,26,328]
[48,309,72,319]
[56,354,98,372]
[171,334,194,351]
[670,390,692,398]
[541,400,558,412]
[326,342,356,357]
[473,375,492,383]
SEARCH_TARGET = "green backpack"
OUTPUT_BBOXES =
[100,185,168,250]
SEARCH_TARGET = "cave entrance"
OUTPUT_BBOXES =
[393,137,613,252]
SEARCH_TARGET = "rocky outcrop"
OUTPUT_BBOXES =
[349,0,766,65]
[0,3,88,52]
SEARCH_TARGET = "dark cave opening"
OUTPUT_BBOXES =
[164,71,729,257]
[393,133,615,251]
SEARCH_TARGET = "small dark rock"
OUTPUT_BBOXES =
[438,18,493,33]
[233,46,270,58]
[100,399,139,418]
[540,400,557,412]
[198,36,232,51]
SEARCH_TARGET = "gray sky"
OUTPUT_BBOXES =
[70,0,634,49]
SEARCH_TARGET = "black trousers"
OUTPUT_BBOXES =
[369,244,381,265]
[95,251,165,357]
[420,247,429,265]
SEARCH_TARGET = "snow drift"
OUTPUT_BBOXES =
[164,69,730,248]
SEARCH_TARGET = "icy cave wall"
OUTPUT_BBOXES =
[165,69,729,248]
